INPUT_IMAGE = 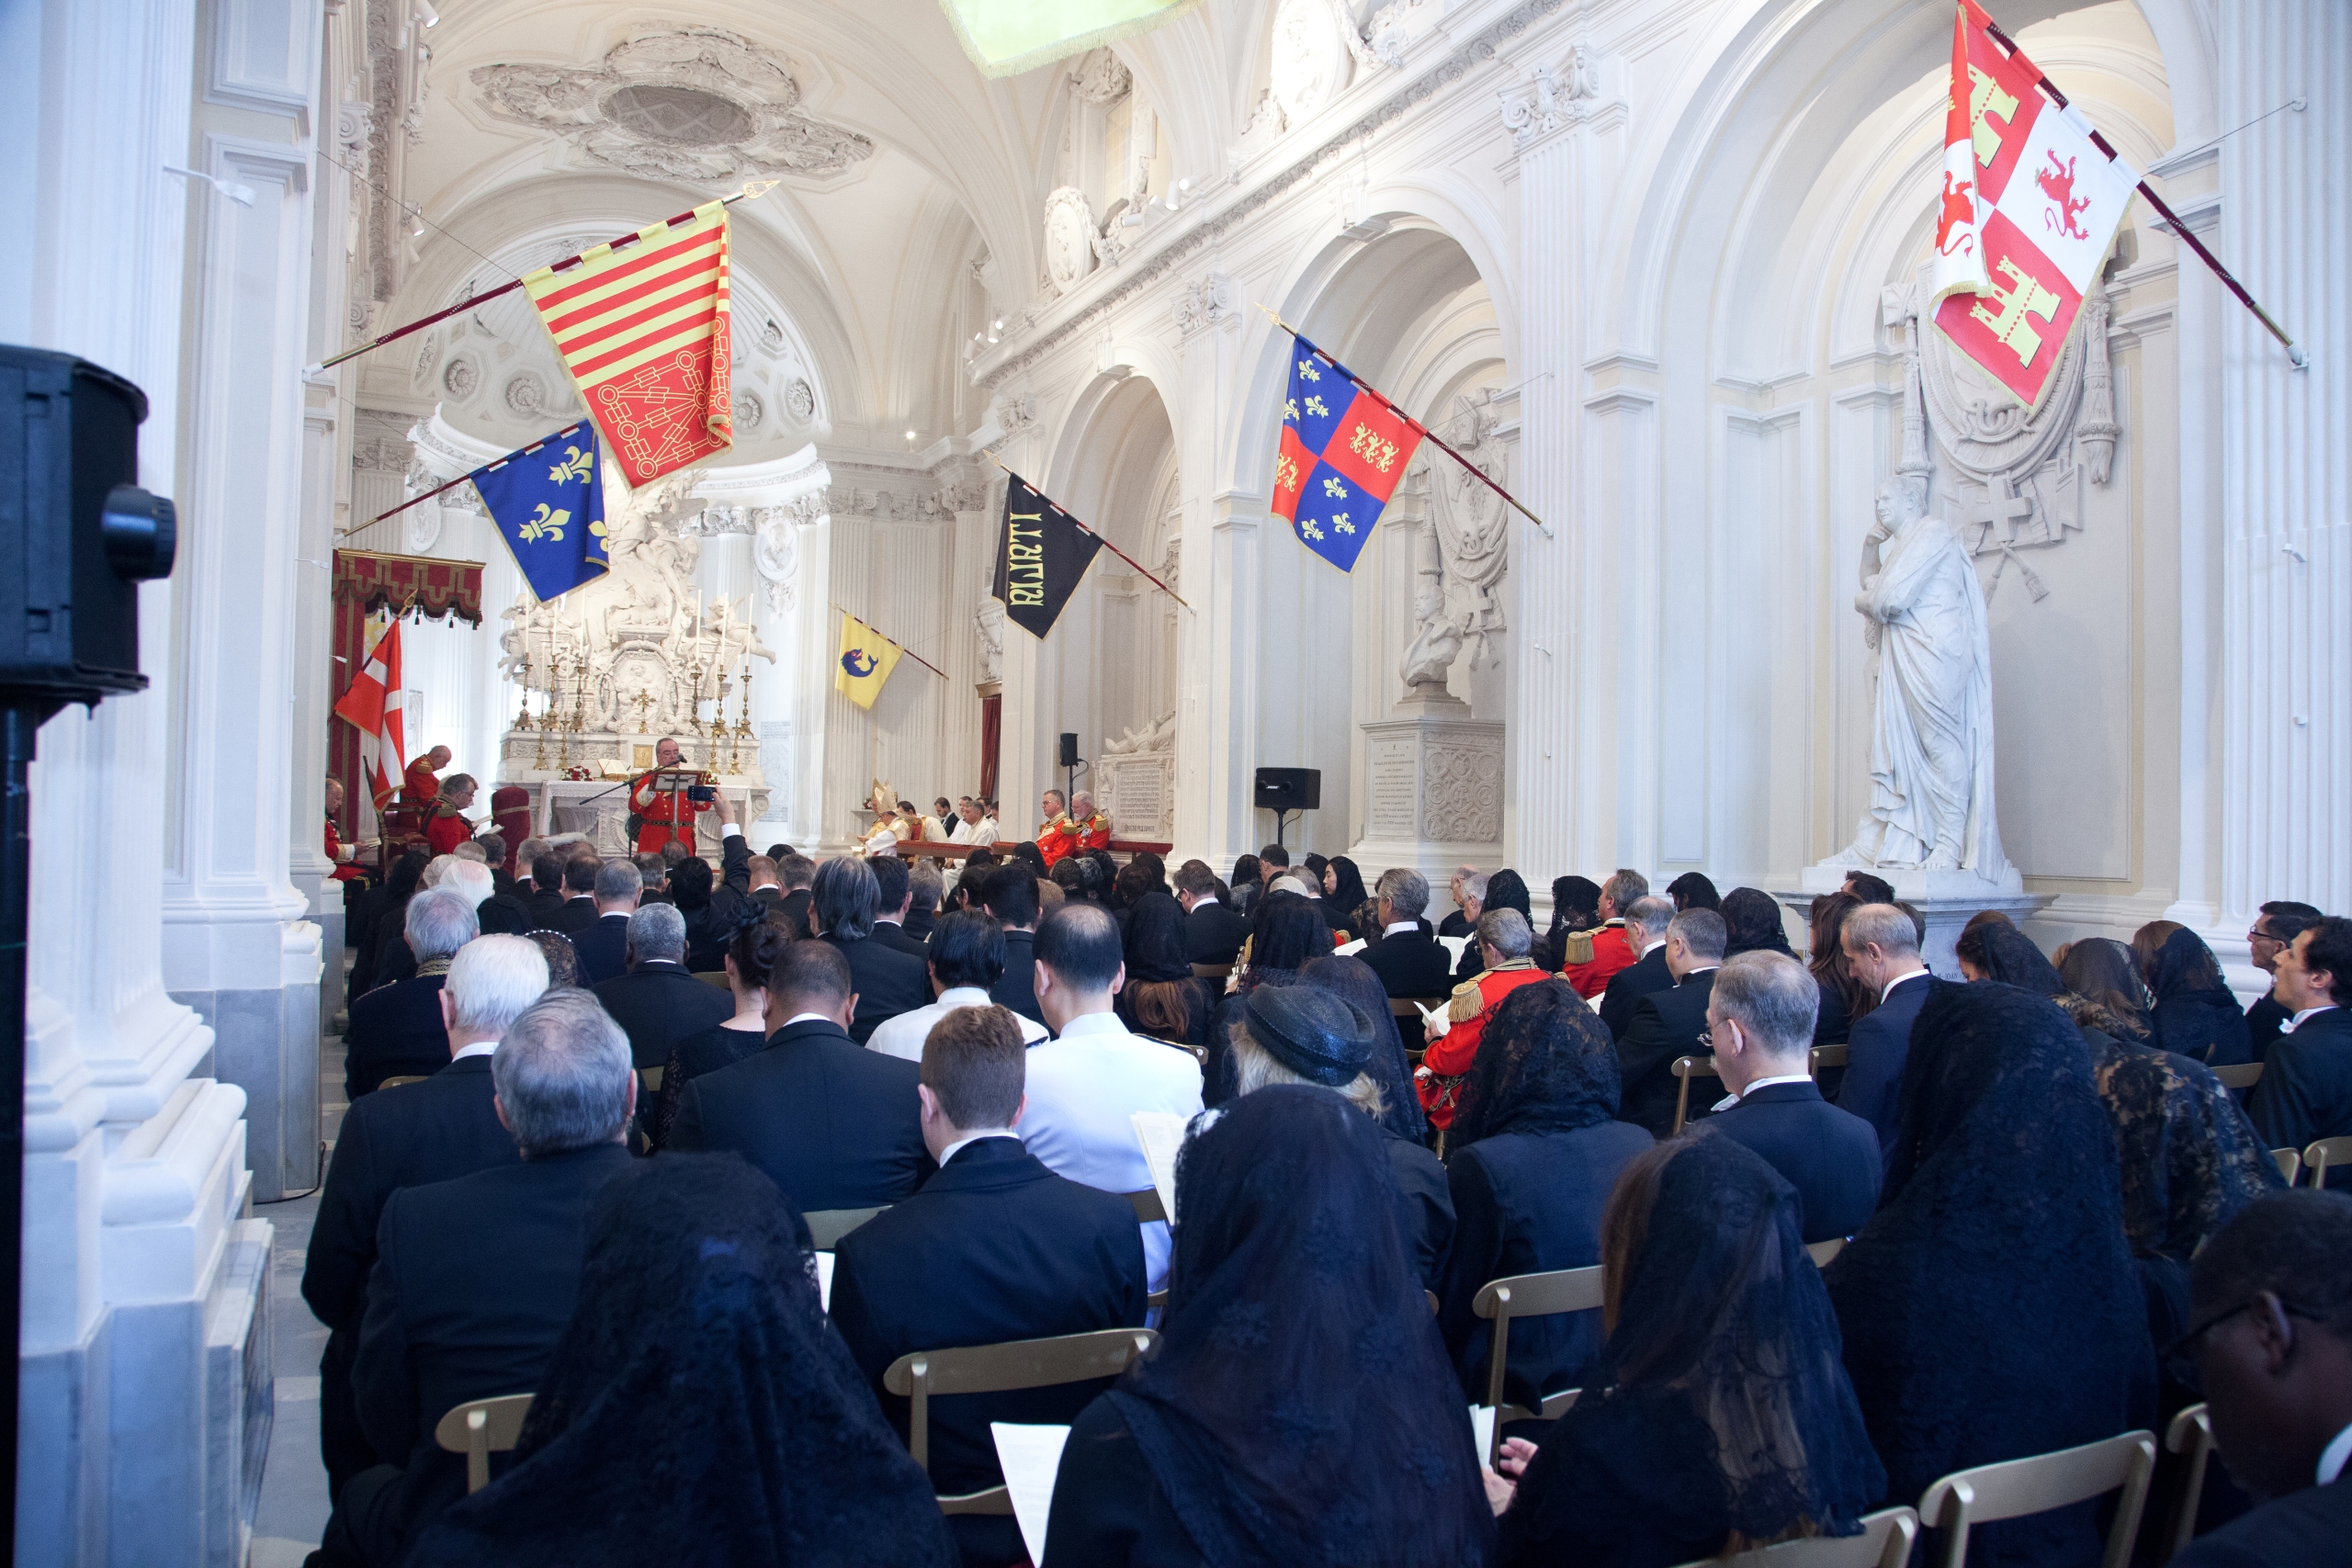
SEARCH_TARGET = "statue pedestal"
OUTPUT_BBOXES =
[1786,862,2051,978]
[1351,694,1503,908]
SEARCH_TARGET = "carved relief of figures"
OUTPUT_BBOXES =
[975,572,1006,684]
[1400,392,1510,695]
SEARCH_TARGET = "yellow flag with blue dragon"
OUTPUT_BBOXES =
[835,613,903,710]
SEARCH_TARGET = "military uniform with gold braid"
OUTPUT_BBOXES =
[629,768,714,855]
[1035,809,1110,868]
[1413,957,1549,1130]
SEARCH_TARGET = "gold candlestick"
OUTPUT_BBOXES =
[728,661,752,773]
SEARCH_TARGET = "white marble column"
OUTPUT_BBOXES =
[1171,301,1249,869]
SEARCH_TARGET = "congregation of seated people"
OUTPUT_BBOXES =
[313,817,2352,1568]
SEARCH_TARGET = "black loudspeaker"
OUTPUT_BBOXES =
[1058,732,1080,768]
[1253,767,1321,811]
[0,347,176,702]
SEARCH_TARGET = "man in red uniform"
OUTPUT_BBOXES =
[1559,869,1651,998]
[423,773,477,856]
[401,745,451,806]
[1036,788,1110,867]
[629,736,714,856]
[322,779,368,884]
[1417,908,1551,1130]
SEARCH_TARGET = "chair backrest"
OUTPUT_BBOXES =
[1671,1055,1723,1134]
[1669,1506,1920,1568]
[1193,962,1232,981]
[693,969,730,989]
[1470,1265,1605,1456]
[638,1065,665,1093]
[2303,1135,2352,1187]
[2161,1403,2213,1560]
[377,1074,429,1090]
[1917,1430,2156,1568]
[884,1327,1159,1509]
[433,1393,536,1494]
[1125,1188,1166,1224]
[2272,1147,2302,1184]
[805,1206,887,1249]
[2211,1061,2262,1089]
[1809,1043,1849,1078]
[1391,997,1445,1019]
[1805,1237,1846,1268]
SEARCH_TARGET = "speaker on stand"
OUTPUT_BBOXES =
[1252,767,1321,850]
[1057,731,1084,810]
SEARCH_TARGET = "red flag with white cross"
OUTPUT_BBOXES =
[1930,0,2136,410]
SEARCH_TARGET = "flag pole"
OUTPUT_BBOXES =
[979,452,1194,610]
[304,183,780,377]
[1978,17,2308,369]
[1257,303,1553,536]
[337,422,591,536]
[831,604,948,681]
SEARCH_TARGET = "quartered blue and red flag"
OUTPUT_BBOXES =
[1270,338,1425,572]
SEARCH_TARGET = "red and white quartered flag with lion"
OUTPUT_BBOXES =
[1930,0,2136,410]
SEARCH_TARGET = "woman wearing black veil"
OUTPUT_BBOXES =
[1827,982,2154,1568]
[1204,894,1333,1103]
[1491,1134,1883,1567]
[1042,1086,1496,1567]
[1118,891,1218,1048]
[1318,855,1370,938]
[1455,869,1537,980]
[1719,887,1795,960]
[2132,920,2251,1066]
[1437,982,1653,1413]
[2057,937,2155,1043]
[1546,876,1602,949]
[406,1154,955,1568]
[1665,872,1721,912]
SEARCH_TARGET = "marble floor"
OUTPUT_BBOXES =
[247,991,347,1566]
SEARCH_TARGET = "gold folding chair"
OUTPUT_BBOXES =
[2272,1147,2302,1184]
[2162,1403,2213,1560]
[2211,1062,2262,1090]
[884,1328,1159,1513]
[637,1065,664,1094]
[1470,1265,1600,1461]
[805,1206,887,1249]
[2301,1135,2352,1187]
[1671,1055,1723,1134]
[692,970,730,989]
[1917,1429,2156,1568]
[1805,1237,1846,1268]
[377,1075,429,1090]
[1192,962,1233,982]
[434,1393,535,1494]
[1668,1506,1919,1568]
[1808,1043,1849,1080]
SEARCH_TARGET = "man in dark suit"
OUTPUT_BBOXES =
[590,901,733,1069]
[2249,918,2352,1167]
[1600,896,1680,1038]
[1701,951,1881,1240]
[1175,859,1250,964]
[867,854,932,963]
[829,1004,1148,1567]
[447,858,531,935]
[667,939,933,1209]
[902,858,944,943]
[2169,1190,2352,1568]
[314,988,635,1568]
[2245,900,2326,1062]
[1835,902,1934,1163]
[571,860,642,986]
[745,852,785,918]
[1355,867,1453,1053]
[800,856,931,1043]
[673,795,753,972]
[1616,908,1725,1136]
[301,933,553,1502]
[522,851,568,929]
[555,851,603,934]
[775,852,816,938]
[344,888,479,1098]
[980,864,1044,1024]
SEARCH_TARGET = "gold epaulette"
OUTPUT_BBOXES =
[1448,976,1486,1026]
[1558,928,1598,965]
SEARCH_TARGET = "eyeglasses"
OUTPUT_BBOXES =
[2160,1297,2312,1393]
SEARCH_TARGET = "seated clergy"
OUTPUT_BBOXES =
[315,990,636,1568]
[571,859,641,987]
[344,888,479,1099]
[1417,909,1551,1133]
[866,909,1048,1063]
[2249,917,2352,1165]
[829,1005,1148,1568]
[666,938,934,1210]
[301,935,550,1501]
[590,902,733,1071]
[810,856,933,1043]
[1613,908,1726,1137]
[1699,951,1882,1242]
[1598,895,1680,1039]
[1020,902,1205,1295]
[1834,902,1934,1160]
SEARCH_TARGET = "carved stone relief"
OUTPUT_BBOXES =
[442,355,479,400]
[785,378,816,422]
[1170,272,1235,336]
[1069,49,1132,104]
[732,390,763,432]
[503,371,546,417]
[1269,0,1355,125]
[1042,187,1099,297]
[471,28,875,184]
[1421,732,1504,842]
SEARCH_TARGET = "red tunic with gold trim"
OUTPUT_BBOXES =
[325,818,367,883]
[1415,959,1550,1129]
[631,771,712,855]
[424,801,470,857]
[1559,921,1636,998]
[401,758,440,805]
[1036,811,1110,868]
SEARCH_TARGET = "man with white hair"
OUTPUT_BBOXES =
[1599,894,1682,1039]
[322,989,635,1567]
[301,933,551,1503]
[572,860,643,987]
[1702,950,1882,1242]
[590,900,732,1072]
[1835,902,1936,1157]
[438,856,529,937]
[344,888,480,1098]
[1036,787,1109,868]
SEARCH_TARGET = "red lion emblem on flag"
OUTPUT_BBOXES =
[1934,171,1976,256]
[2036,152,2092,242]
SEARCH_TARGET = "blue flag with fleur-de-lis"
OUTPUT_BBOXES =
[1269,333,1426,572]
[471,423,610,603]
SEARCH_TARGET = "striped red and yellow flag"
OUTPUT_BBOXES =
[524,200,732,485]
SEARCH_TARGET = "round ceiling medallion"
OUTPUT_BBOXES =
[599,85,754,147]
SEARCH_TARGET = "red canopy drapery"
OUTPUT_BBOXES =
[328,550,486,842]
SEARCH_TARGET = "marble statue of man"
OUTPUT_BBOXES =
[1839,474,2009,878]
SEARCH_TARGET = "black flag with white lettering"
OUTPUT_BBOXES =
[990,471,1105,640]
